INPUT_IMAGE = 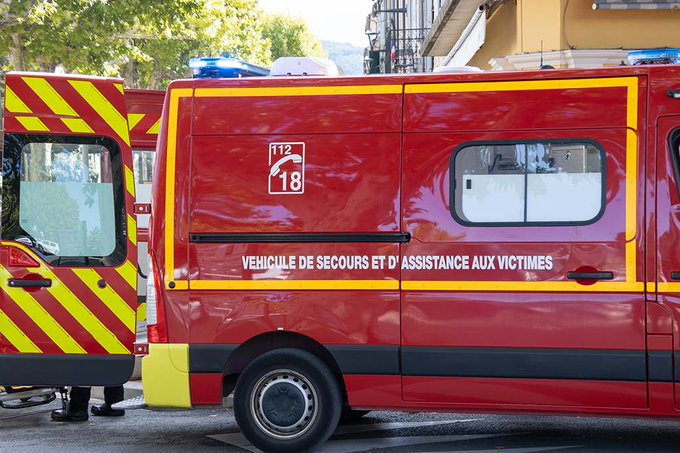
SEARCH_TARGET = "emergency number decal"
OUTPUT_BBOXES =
[268,142,305,195]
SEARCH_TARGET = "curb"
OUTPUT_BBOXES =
[91,380,143,402]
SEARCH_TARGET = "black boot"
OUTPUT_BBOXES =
[51,403,88,422]
[90,403,124,417]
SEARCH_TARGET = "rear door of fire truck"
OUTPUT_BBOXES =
[0,73,137,386]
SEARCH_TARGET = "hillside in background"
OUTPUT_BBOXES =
[322,41,364,76]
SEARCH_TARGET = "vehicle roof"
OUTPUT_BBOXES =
[175,64,679,90]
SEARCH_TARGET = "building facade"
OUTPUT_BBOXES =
[365,0,435,73]
[366,0,680,73]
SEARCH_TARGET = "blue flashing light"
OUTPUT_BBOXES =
[189,54,270,78]
[627,49,680,66]
[188,58,207,69]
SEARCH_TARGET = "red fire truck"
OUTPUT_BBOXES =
[139,64,680,451]
[0,75,161,408]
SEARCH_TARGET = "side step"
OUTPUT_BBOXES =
[111,394,147,410]
[0,387,57,409]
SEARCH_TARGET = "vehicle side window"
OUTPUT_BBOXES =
[133,150,155,184]
[671,129,680,199]
[2,134,126,266]
[451,141,604,226]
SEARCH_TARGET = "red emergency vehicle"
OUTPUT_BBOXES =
[141,63,680,451]
[0,76,161,408]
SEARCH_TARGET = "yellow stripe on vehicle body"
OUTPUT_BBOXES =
[136,303,147,323]
[189,279,400,291]
[166,78,640,292]
[125,166,136,197]
[1,266,85,354]
[16,117,49,132]
[69,80,130,146]
[116,260,137,290]
[183,279,645,293]
[5,86,32,113]
[401,281,645,293]
[195,85,403,98]
[0,309,41,353]
[61,118,94,134]
[146,118,160,135]
[404,77,639,94]
[164,89,192,288]
[72,269,135,334]
[22,77,78,116]
[406,76,639,285]
[127,215,138,246]
[127,113,145,130]
[658,283,680,293]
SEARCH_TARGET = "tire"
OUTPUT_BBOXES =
[339,407,371,424]
[234,348,342,453]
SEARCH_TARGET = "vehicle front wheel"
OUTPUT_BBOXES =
[234,348,341,453]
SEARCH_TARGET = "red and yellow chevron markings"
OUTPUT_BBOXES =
[146,118,160,135]
[72,269,136,335]
[115,260,137,291]
[68,80,130,146]
[4,74,131,147]
[0,243,134,355]
[127,113,161,136]
[0,307,41,353]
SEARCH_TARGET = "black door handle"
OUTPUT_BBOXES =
[670,272,680,281]
[8,278,51,288]
[567,272,613,281]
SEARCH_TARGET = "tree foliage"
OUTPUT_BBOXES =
[262,13,326,62]
[0,0,326,89]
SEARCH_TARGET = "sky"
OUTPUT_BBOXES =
[257,0,373,47]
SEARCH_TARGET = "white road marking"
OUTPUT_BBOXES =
[416,447,582,453]
[209,418,496,452]
[320,433,510,453]
[208,432,509,453]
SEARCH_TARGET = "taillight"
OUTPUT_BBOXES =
[4,247,40,267]
[146,253,167,343]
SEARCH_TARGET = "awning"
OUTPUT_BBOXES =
[593,0,680,9]
[421,0,486,57]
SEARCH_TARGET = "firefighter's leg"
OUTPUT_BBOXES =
[91,385,125,417]
[51,387,90,422]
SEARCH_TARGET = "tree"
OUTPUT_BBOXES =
[0,1,326,89]
[262,13,326,62]
[118,0,271,88]
[0,0,200,74]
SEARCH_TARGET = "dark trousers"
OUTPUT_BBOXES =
[69,385,124,411]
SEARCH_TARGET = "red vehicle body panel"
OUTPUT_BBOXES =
[126,89,164,150]
[147,66,680,418]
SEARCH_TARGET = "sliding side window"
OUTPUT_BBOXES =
[451,141,604,226]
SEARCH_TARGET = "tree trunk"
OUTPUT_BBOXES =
[10,33,25,71]
[123,57,139,88]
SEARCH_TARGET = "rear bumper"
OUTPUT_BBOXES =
[141,343,191,408]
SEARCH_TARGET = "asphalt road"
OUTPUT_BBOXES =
[2,397,680,452]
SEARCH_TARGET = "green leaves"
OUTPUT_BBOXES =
[262,13,326,62]
[0,0,327,89]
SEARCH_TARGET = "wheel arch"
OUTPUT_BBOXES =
[222,331,347,401]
